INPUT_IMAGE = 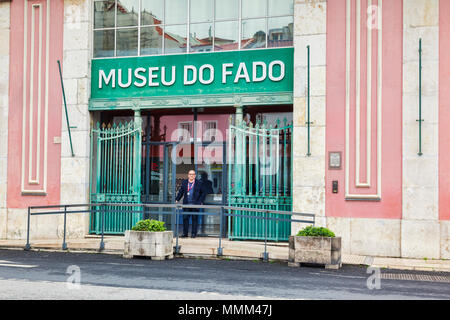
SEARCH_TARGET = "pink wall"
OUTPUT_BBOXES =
[7,0,63,208]
[146,114,229,164]
[159,114,230,143]
[325,0,403,219]
[439,0,450,220]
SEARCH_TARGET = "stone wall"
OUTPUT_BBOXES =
[292,0,327,234]
[59,0,92,237]
[402,0,440,259]
[0,1,9,239]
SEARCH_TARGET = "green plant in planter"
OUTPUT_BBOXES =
[131,219,166,232]
[297,226,335,238]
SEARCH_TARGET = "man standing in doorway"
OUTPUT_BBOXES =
[175,170,205,238]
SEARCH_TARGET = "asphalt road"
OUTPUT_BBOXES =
[0,249,449,300]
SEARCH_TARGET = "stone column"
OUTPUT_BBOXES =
[402,0,440,259]
[133,109,142,199]
[292,0,327,233]
[234,104,244,190]
[0,2,10,239]
[235,104,243,125]
[59,0,92,237]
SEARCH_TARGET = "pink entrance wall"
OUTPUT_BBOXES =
[439,0,450,221]
[143,114,230,164]
[325,0,403,219]
[7,0,63,208]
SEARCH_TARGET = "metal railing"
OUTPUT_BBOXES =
[25,203,315,262]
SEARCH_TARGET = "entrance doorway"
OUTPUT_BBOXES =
[89,105,293,238]
[141,107,230,236]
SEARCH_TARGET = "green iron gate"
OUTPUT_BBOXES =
[228,118,293,241]
[89,121,142,234]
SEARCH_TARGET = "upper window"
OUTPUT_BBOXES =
[93,0,293,58]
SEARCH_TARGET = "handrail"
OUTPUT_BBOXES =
[28,203,314,216]
[25,203,316,262]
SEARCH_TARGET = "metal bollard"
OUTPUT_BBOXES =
[217,207,224,256]
[263,210,269,262]
[99,204,105,251]
[62,206,68,250]
[25,207,31,251]
[175,206,180,254]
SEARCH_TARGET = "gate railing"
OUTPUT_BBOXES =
[228,118,293,241]
[89,121,142,234]
[24,203,314,262]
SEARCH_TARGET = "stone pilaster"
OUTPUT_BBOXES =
[402,0,440,258]
[59,0,92,237]
[292,0,327,233]
[0,2,10,239]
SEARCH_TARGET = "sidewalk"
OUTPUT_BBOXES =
[0,236,449,273]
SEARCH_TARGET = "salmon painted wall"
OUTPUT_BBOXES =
[142,114,230,164]
[158,114,230,143]
[325,0,402,219]
[440,0,450,220]
[7,0,63,208]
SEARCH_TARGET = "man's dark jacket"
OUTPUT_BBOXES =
[176,179,205,205]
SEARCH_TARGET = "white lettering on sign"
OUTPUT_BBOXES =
[234,62,250,83]
[268,60,285,82]
[199,64,214,85]
[252,61,267,82]
[148,67,159,87]
[134,67,147,87]
[99,69,116,89]
[184,65,197,85]
[118,68,132,88]
[98,60,286,89]
[162,66,176,86]
[222,63,233,84]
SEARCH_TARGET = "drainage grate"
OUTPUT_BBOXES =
[381,273,450,283]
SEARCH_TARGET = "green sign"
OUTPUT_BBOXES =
[91,48,293,100]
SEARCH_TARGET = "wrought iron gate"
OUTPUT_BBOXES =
[89,121,142,234]
[228,118,292,241]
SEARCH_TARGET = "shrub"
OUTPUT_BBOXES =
[131,219,166,232]
[296,226,335,238]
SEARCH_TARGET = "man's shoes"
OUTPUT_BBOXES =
[181,234,188,238]
[191,234,196,238]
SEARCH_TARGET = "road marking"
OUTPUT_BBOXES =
[0,262,38,268]
[309,272,366,279]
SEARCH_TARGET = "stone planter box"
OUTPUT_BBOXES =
[123,230,174,260]
[288,236,342,269]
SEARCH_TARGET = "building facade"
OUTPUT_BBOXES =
[0,0,449,259]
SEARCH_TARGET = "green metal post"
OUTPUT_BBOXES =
[57,60,75,157]
[307,45,311,157]
[249,123,253,196]
[418,38,423,156]
[283,119,287,197]
[262,122,266,196]
[95,125,102,233]
[256,122,260,197]
[133,110,142,223]
[228,120,232,239]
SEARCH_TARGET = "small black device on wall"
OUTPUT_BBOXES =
[332,181,339,194]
